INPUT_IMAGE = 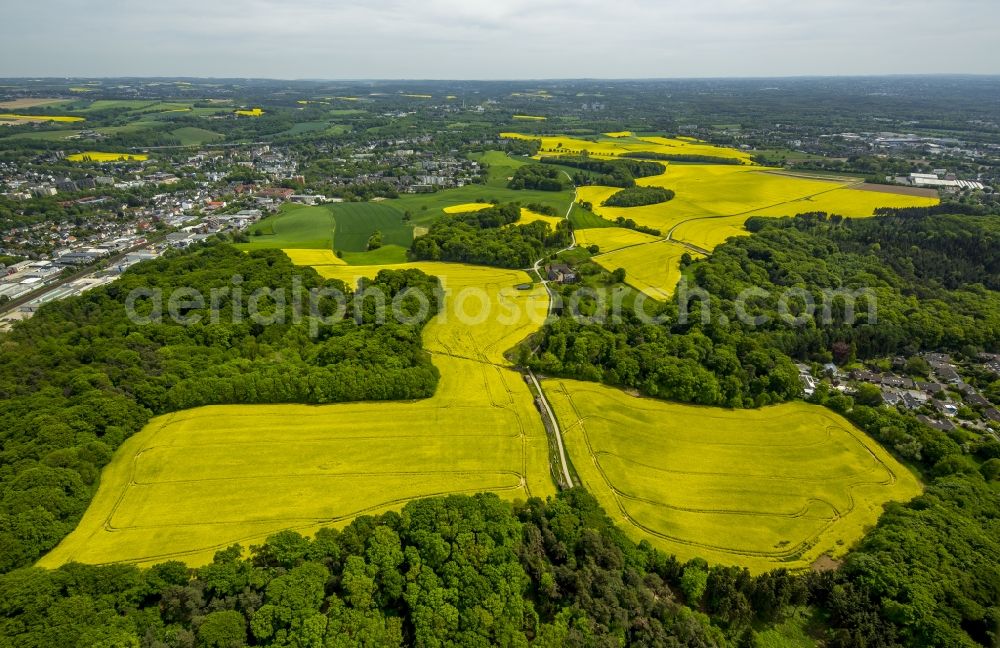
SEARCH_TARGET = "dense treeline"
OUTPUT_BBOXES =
[3,479,994,646]
[622,151,744,165]
[611,216,662,237]
[602,186,675,207]
[0,243,442,572]
[411,203,572,268]
[807,382,1000,647]
[506,164,566,191]
[539,156,664,188]
[527,312,802,407]
[729,213,1000,358]
[0,491,735,647]
[529,213,1000,406]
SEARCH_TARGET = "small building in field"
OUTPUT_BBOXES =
[546,263,577,284]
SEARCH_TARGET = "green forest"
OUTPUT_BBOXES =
[529,213,1000,406]
[506,165,566,191]
[0,243,442,572]
[602,186,675,207]
[539,157,664,188]
[410,203,572,268]
[0,213,998,647]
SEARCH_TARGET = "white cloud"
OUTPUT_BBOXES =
[1,0,998,77]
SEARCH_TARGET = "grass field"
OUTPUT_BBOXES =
[243,202,412,253]
[545,379,922,572]
[1,129,83,142]
[276,122,351,138]
[340,245,410,265]
[71,100,158,112]
[568,203,614,229]
[239,151,572,246]
[171,126,224,146]
[0,98,70,109]
[40,262,556,568]
[328,202,413,251]
[66,151,149,162]
[243,204,336,249]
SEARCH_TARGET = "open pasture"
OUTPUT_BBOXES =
[40,262,555,567]
[0,98,70,109]
[243,202,412,253]
[244,204,336,249]
[545,379,922,572]
[327,202,414,251]
[171,126,224,146]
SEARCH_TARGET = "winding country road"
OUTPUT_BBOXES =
[524,178,577,488]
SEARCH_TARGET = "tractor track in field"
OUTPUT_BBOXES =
[548,379,907,564]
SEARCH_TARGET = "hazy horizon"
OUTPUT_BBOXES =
[3,74,1000,82]
[2,0,998,79]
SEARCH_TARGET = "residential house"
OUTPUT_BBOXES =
[917,415,955,432]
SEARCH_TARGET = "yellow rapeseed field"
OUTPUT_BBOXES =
[66,151,149,162]
[40,261,556,568]
[500,133,753,163]
[591,239,700,301]
[443,202,493,214]
[580,166,939,256]
[234,108,265,117]
[280,249,347,266]
[0,113,85,123]
[513,115,547,121]
[517,207,564,229]
[574,227,660,253]
[546,379,922,572]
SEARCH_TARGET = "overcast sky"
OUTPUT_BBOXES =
[2,0,998,78]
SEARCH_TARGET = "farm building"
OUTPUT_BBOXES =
[546,263,577,284]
